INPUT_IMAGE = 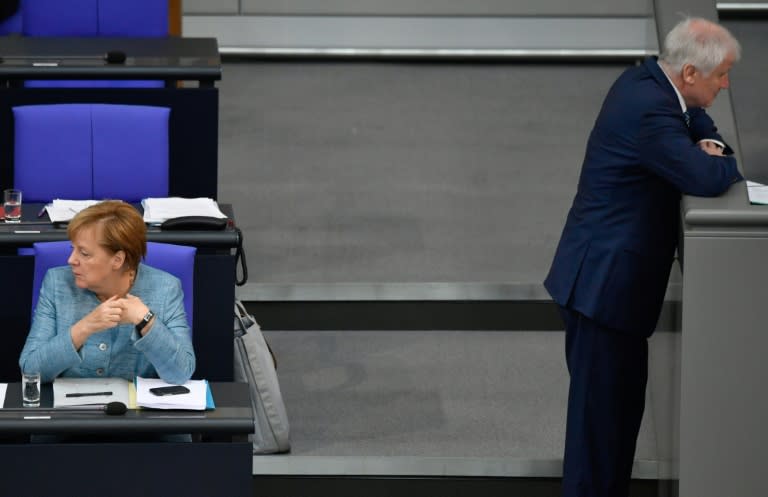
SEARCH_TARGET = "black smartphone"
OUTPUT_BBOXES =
[149,385,190,396]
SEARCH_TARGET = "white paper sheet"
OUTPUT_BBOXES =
[45,199,102,222]
[53,377,131,407]
[0,383,7,408]
[136,377,208,410]
[141,197,227,224]
[747,180,768,205]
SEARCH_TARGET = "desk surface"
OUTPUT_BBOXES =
[0,382,252,435]
[0,202,240,249]
[0,37,221,82]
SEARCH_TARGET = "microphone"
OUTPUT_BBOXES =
[1,401,128,416]
[0,52,127,64]
[104,50,126,64]
[104,401,128,415]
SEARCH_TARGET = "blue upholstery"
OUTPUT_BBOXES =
[22,0,99,37]
[24,80,165,89]
[91,104,170,201]
[31,241,196,331]
[22,0,166,37]
[13,104,93,202]
[98,0,168,38]
[13,103,170,203]
[0,8,22,34]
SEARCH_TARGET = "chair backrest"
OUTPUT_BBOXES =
[0,2,22,34]
[22,0,99,36]
[31,241,195,331]
[13,104,94,202]
[98,0,168,37]
[14,103,170,203]
[91,104,170,200]
[22,0,167,37]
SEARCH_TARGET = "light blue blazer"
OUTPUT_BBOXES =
[19,263,195,384]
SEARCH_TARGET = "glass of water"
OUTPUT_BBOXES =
[22,371,41,407]
[3,189,22,223]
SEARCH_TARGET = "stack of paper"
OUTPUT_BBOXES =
[747,180,768,205]
[136,377,209,410]
[141,197,227,225]
[45,199,102,223]
[53,377,132,407]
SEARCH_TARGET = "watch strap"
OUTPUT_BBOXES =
[135,309,155,334]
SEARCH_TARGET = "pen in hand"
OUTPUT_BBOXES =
[65,391,113,398]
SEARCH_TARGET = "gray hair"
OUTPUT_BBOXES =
[660,17,741,75]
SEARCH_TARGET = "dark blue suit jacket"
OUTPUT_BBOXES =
[544,57,742,337]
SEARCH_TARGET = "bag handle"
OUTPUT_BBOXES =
[234,300,277,369]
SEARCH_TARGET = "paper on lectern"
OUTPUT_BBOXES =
[141,197,226,224]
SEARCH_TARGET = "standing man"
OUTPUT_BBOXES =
[544,18,742,497]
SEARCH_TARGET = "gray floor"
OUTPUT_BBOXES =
[254,329,666,478]
[218,62,625,287]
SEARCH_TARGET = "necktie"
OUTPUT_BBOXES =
[683,111,691,128]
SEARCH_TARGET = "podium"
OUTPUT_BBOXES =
[677,183,768,496]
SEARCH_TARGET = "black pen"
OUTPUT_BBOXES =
[65,391,113,398]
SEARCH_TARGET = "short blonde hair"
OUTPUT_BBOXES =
[67,200,146,271]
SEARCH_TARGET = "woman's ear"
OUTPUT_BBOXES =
[112,250,126,270]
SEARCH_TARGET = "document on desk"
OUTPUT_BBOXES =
[0,383,7,408]
[45,199,102,222]
[53,377,132,407]
[136,377,210,410]
[747,180,768,205]
[141,197,227,224]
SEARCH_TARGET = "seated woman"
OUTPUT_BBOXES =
[19,200,195,384]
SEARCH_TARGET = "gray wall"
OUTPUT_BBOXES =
[185,0,652,16]
[182,0,656,56]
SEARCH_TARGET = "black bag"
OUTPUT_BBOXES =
[234,300,290,454]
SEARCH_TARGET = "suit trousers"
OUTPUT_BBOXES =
[558,307,648,497]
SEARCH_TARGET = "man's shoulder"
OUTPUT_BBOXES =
[609,61,676,110]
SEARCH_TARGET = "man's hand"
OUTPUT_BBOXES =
[699,140,725,156]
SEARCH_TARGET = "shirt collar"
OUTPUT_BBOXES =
[657,59,687,113]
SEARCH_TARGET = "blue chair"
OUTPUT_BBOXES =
[22,0,98,36]
[13,104,94,202]
[22,0,166,37]
[91,104,170,201]
[13,103,170,202]
[98,0,168,38]
[0,3,22,34]
[31,241,196,332]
